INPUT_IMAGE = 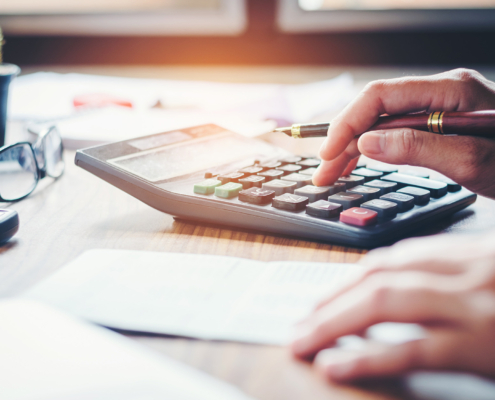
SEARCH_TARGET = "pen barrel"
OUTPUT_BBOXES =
[441,111,495,136]
[299,123,330,137]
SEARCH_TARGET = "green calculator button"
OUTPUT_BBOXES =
[194,179,222,195]
[214,182,243,198]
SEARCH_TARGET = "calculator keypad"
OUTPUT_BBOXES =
[192,156,469,232]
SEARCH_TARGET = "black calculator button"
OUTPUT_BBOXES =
[364,180,397,195]
[239,187,276,205]
[295,185,330,202]
[276,164,303,175]
[328,192,363,210]
[397,186,430,205]
[272,193,309,211]
[218,172,244,184]
[361,199,398,218]
[434,176,462,192]
[280,173,313,188]
[351,168,383,182]
[381,173,448,198]
[262,179,297,195]
[366,162,398,174]
[347,185,380,201]
[337,175,365,189]
[299,167,317,177]
[400,169,429,179]
[279,156,303,164]
[380,192,415,212]
[214,182,243,198]
[239,166,264,175]
[260,161,282,170]
[258,169,285,182]
[239,175,266,189]
[306,200,342,218]
[296,158,321,168]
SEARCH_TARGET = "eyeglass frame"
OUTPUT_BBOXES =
[0,125,65,202]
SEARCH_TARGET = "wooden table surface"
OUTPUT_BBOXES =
[2,66,495,400]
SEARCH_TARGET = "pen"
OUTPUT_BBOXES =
[274,110,495,139]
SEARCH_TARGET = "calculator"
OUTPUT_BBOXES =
[75,124,476,248]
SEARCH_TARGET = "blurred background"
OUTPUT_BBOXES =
[1,0,495,66]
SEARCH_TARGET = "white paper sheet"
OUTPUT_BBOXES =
[8,72,355,148]
[0,299,253,400]
[22,250,363,345]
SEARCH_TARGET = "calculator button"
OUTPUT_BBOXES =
[361,199,398,218]
[279,156,302,164]
[204,172,216,179]
[366,162,398,174]
[433,176,462,192]
[400,169,430,179]
[328,192,363,210]
[337,175,365,189]
[347,185,380,201]
[295,185,331,202]
[351,168,383,182]
[380,192,415,212]
[280,173,313,188]
[238,166,264,175]
[239,175,266,189]
[218,172,244,184]
[364,180,397,195]
[260,161,282,170]
[356,158,367,168]
[239,187,276,205]
[381,173,448,198]
[340,207,378,226]
[272,193,309,211]
[262,179,297,195]
[397,186,430,205]
[258,169,285,182]
[276,164,303,175]
[306,200,342,219]
[214,182,243,198]
[299,167,317,177]
[328,183,347,195]
[296,158,321,168]
[194,179,222,195]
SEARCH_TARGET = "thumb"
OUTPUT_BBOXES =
[357,129,495,190]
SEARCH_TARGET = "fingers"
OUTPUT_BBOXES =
[319,68,495,163]
[291,272,464,358]
[357,130,495,198]
[313,139,359,186]
[314,331,461,382]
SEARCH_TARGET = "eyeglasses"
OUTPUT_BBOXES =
[0,126,64,202]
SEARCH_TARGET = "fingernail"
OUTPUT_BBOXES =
[359,132,385,155]
[316,349,357,381]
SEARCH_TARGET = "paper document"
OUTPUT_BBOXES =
[23,250,363,345]
[0,299,253,400]
[8,72,355,148]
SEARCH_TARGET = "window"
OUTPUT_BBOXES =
[0,0,246,35]
[278,0,495,32]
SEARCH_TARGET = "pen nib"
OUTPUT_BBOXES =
[273,127,292,136]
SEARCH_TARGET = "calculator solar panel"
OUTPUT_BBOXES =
[75,124,477,248]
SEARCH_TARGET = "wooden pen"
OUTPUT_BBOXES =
[274,110,495,139]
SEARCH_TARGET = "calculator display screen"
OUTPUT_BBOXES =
[108,135,270,182]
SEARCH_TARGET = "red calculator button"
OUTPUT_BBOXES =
[340,207,377,226]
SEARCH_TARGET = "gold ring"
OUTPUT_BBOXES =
[291,124,302,139]
[427,112,433,132]
[438,111,445,134]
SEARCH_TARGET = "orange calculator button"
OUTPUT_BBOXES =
[340,207,377,226]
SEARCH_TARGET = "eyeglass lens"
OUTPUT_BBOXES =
[42,128,64,178]
[0,143,38,201]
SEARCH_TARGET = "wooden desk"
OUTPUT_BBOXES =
[2,66,495,400]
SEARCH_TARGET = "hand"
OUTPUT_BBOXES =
[290,232,495,382]
[313,69,495,199]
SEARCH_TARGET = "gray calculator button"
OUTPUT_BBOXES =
[262,179,297,195]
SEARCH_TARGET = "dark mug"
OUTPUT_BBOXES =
[0,64,21,148]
